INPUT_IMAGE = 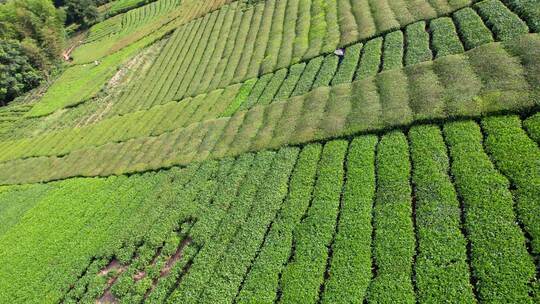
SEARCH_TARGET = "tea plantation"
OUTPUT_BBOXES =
[0,0,539,303]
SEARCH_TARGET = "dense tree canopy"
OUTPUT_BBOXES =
[0,0,66,104]
[0,40,42,105]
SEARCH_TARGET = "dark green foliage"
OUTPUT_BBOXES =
[444,121,536,303]
[291,56,324,97]
[355,37,382,80]
[280,140,348,304]
[381,30,403,71]
[367,131,415,303]
[404,21,432,66]
[321,136,377,304]
[453,7,494,49]
[481,115,540,259]
[331,42,362,85]
[475,0,529,41]
[236,144,322,303]
[0,40,42,105]
[312,54,339,88]
[500,0,540,32]
[240,73,275,110]
[429,17,465,58]
[222,79,257,117]
[408,125,475,303]
[63,0,99,28]
[0,0,64,68]
[257,68,288,106]
[274,63,306,101]
[198,148,299,303]
[524,112,540,144]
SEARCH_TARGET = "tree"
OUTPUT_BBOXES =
[0,0,66,69]
[0,40,42,105]
[63,0,99,28]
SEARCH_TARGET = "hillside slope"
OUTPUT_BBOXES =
[0,0,539,303]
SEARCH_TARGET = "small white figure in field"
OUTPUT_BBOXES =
[334,48,345,56]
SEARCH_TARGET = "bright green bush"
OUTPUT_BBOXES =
[381,30,404,71]
[321,136,377,304]
[198,148,299,303]
[239,73,275,110]
[291,56,324,96]
[429,17,465,58]
[481,115,540,259]
[279,140,348,304]
[331,42,362,85]
[312,54,339,88]
[404,21,432,66]
[500,0,540,32]
[257,68,288,106]
[475,0,529,41]
[355,37,383,79]
[274,63,306,101]
[237,144,321,303]
[444,120,536,303]
[453,7,494,49]
[409,125,475,303]
[366,131,415,304]
[524,112,540,143]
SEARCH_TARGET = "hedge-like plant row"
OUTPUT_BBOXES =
[105,0,478,116]
[98,0,535,120]
[444,120,536,302]
[74,0,236,64]
[1,33,538,175]
[12,0,535,142]
[3,34,540,180]
[481,115,540,262]
[2,113,538,303]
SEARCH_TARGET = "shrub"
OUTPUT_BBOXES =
[429,17,464,58]
[274,63,306,101]
[303,0,327,59]
[331,42,362,85]
[236,144,322,303]
[260,0,287,74]
[408,125,475,303]
[369,0,399,33]
[279,140,348,304]
[291,0,311,63]
[198,148,299,303]
[381,30,404,71]
[444,121,536,303]
[500,0,540,32]
[312,54,339,88]
[291,56,324,97]
[222,79,257,117]
[320,136,377,304]
[366,131,415,303]
[452,7,494,49]
[404,21,432,66]
[239,73,275,110]
[336,0,359,45]
[275,0,300,69]
[355,37,383,80]
[231,3,264,83]
[475,0,529,41]
[481,115,540,258]
[257,68,288,105]
[523,112,540,144]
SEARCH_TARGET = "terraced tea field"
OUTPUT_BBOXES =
[0,0,539,303]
